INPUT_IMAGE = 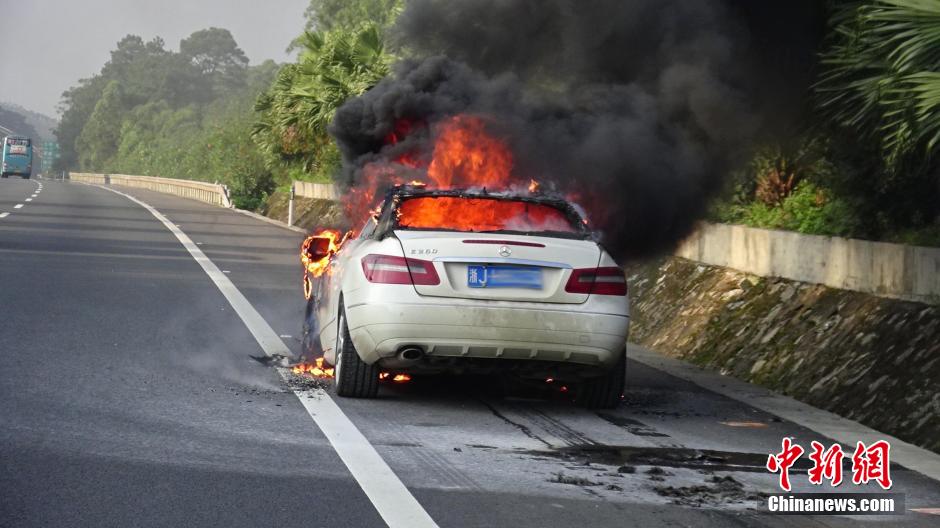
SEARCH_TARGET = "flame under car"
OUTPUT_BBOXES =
[304,187,630,408]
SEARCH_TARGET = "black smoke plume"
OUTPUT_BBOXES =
[329,0,824,259]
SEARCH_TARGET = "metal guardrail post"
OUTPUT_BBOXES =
[287,182,295,227]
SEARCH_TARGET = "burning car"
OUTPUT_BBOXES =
[301,184,630,408]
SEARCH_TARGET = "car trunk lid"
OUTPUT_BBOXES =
[394,230,600,303]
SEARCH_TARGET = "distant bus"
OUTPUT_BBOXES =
[2,135,33,179]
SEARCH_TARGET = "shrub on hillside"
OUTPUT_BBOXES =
[718,181,861,238]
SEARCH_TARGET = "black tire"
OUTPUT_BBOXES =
[576,349,626,409]
[22,175,30,179]
[333,304,380,398]
[1,173,7,178]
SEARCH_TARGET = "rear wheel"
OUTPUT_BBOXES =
[1,173,7,178]
[333,304,380,398]
[576,349,626,409]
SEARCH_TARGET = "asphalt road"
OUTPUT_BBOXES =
[1,177,938,527]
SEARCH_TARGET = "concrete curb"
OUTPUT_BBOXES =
[628,343,940,485]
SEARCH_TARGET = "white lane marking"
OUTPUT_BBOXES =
[294,391,440,528]
[95,185,439,528]
[13,204,23,209]
[0,212,9,218]
[25,198,32,202]
[629,344,940,484]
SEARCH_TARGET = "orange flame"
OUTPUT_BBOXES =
[347,114,517,227]
[427,115,513,189]
[397,196,578,233]
[292,357,335,378]
[379,372,412,383]
[306,113,585,297]
[301,229,343,278]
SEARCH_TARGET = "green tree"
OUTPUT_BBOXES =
[105,35,211,108]
[815,0,940,234]
[180,28,249,94]
[301,0,402,33]
[817,0,940,173]
[254,23,390,179]
[75,80,125,170]
[54,76,106,171]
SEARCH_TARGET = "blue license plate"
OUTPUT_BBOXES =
[467,265,542,289]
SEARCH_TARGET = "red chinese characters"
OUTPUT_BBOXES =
[767,437,893,491]
[807,441,845,486]
[766,437,805,491]
[851,440,892,490]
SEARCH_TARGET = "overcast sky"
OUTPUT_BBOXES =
[0,0,309,117]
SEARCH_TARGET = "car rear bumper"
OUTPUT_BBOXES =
[344,300,629,368]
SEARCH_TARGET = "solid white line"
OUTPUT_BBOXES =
[0,212,9,218]
[94,185,439,528]
[13,204,23,209]
[294,391,440,528]
[629,344,940,484]
[99,186,291,356]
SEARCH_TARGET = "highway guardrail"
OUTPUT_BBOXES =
[69,172,232,208]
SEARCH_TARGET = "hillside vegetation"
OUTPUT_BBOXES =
[54,0,940,244]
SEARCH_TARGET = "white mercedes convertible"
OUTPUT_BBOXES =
[302,185,630,408]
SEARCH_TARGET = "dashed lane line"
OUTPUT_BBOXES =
[93,184,440,528]
[13,204,23,209]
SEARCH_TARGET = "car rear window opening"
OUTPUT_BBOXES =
[396,196,579,234]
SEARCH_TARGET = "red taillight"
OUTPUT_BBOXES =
[361,254,440,285]
[565,267,627,296]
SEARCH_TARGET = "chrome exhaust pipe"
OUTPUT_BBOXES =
[397,346,425,362]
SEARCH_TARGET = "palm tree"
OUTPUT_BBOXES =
[816,0,940,174]
[252,23,390,177]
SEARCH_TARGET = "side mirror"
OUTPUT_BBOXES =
[303,236,333,262]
